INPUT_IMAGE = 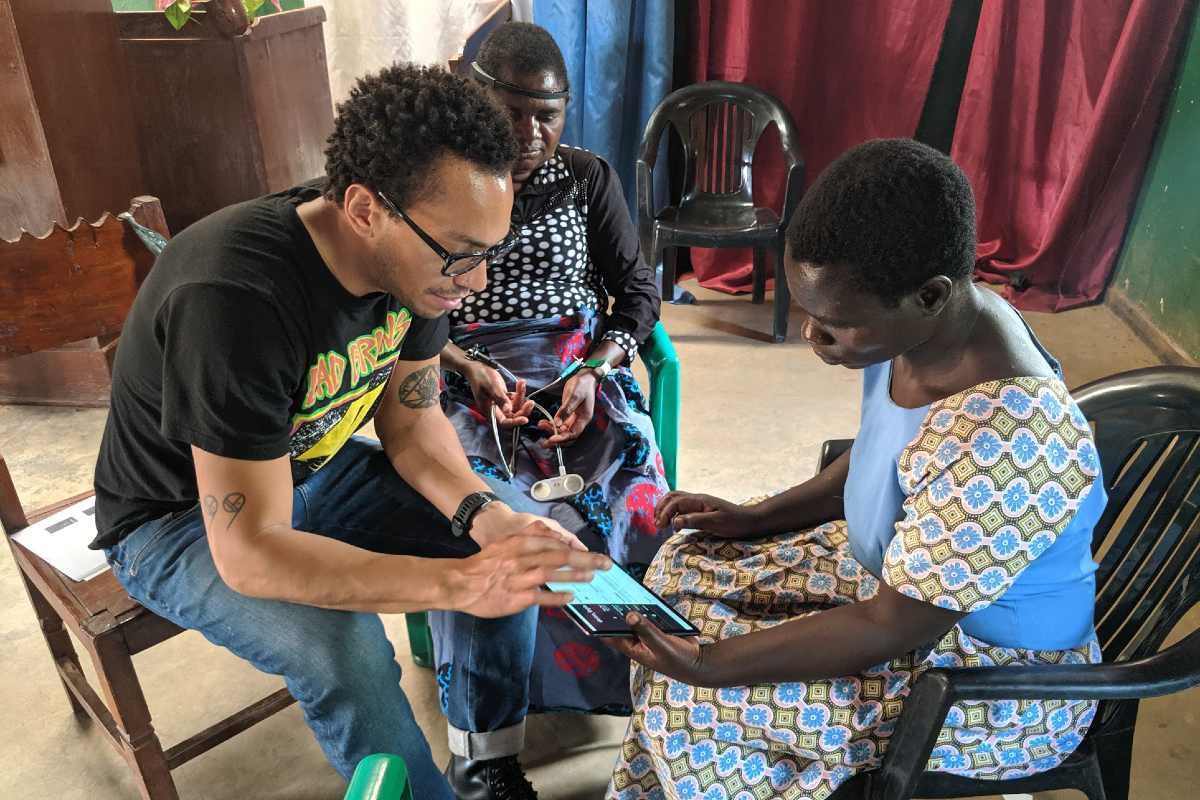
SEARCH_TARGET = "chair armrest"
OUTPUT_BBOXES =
[943,627,1200,701]
[779,160,806,228]
[638,108,671,169]
[870,628,1200,800]
[344,753,413,800]
[640,322,680,490]
[817,439,854,475]
[637,106,673,244]
[637,158,657,259]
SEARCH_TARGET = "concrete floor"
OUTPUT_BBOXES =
[1,279,1197,799]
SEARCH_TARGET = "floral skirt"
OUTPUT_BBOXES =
[433,312,670,713]
[607,521,1100,800]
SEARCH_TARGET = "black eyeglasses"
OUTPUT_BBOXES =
[378,192,518,277]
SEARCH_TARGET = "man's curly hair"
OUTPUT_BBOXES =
[477,22,569,91]
[324,64,518,206]
[786,138,977,306]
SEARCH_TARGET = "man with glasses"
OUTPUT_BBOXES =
[91,64,609,799]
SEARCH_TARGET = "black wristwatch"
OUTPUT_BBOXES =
[451,491,501,538]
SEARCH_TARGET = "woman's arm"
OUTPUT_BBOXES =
[580,151,659,361]
[613,581,964,687]
[440,340,473,373]
[657,447,852,538]
[542,342,627,446]
[750,446,851,533]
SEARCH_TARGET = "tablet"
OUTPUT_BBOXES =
[546,562,700,638]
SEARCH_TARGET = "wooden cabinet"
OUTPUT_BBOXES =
[0,3,333,405]
[0,0,148,405]
[117,7,334,233]
[0,0,146,241]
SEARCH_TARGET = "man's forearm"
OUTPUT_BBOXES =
[212,523,455,613]
[383,406,495,520]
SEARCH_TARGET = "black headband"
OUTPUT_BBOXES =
[470,61,569,100]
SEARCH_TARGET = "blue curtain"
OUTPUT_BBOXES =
[533,0,673,220]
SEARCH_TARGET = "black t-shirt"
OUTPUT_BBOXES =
[92,182,448,548]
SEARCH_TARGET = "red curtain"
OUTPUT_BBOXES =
[684,0,1194,311]
[953,0,1194,311]
[683,0,952,292]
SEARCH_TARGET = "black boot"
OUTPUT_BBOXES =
[444,754,538,800]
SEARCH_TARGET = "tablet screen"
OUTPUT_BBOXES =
[546,562,699,637]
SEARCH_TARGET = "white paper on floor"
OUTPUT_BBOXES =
[12,495,110,582]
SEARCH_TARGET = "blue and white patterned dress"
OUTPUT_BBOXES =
[608,364,1106,800]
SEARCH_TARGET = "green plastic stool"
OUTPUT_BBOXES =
[344,753,413,800]
[406,611,437,670]
[641,320,681,491]
[405,321,682,669]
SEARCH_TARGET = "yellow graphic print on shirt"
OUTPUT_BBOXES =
[287,309,413,479]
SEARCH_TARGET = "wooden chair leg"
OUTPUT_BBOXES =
[15,566,88,718]
[87,630,178,800]
[752,247,766,304]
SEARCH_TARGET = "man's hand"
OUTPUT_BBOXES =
[470,502,588,551]
[440,531,611,618]
[606,612,707,684]
[464,363,533,428]
[539,372,596,447]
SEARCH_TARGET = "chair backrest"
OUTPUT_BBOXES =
[0,196,167,361]
[1074,366,1200,664]
[0,196,167,537]
[640,80,803,211]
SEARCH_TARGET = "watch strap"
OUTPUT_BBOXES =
[451,491,500,538]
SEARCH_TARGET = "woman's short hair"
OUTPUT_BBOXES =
[476,21,570,92]
[786,138,977,305]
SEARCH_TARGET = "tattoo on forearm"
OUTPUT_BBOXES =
[221,493,246,529]
[202,492,246,530]
[397,365,440,408]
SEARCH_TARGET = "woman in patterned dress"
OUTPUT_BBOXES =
[607,139,1106,800]
[430,22,669,728]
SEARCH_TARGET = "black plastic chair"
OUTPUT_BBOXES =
[821,366,1200,800]
[637,81,805,342]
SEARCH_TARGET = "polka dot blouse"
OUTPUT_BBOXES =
[449,146,659,361]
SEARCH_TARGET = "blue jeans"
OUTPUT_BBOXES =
[105,437,538,798]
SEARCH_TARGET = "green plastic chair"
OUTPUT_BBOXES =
[343,753,413,800]
[405,321,681,668]
[641,321,681,491]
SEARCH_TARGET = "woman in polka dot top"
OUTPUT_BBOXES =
[431,23,670,717]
